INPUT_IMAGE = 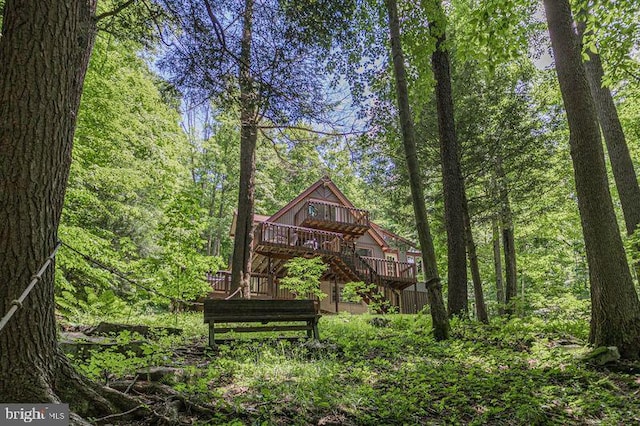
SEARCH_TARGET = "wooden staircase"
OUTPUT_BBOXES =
[326,245,393,312]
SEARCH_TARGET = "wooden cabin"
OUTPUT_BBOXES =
[208,176,428,314]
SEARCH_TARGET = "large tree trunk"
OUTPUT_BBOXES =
[543,0,640,359]
[0,0,142,419]
[429,0,468,318]
[386,0,449,340]
[492,217,505,314]
[495,155,517,313]
[577,21,640,238]
[462,197,488,323]
[230,0,257,298]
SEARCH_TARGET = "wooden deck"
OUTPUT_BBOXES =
[294,200,370,236]
[254,222,343,256]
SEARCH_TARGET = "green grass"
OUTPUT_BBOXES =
[67,312,640,425]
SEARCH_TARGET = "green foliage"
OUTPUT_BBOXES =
[280,257,327,300]
[573,0,640,85]
[72,330,179,384]
[450,0,538,72]
[56,34,224,315]
[69,312,640,424]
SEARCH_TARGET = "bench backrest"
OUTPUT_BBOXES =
[204,299,319,323]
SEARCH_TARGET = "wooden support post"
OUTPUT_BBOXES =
[334,277,339,313]
[267,257,273,297]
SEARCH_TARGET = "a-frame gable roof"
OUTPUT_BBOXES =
[265,176,389,249]
[232,175,420,255]
[267,175,356,223]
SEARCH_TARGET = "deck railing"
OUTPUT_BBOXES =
[254,222,343,254]
[294,199,370,229]
[207,270,293,298]
[206,270,313,300]
[361,256,417,281]
[207,270,231,293]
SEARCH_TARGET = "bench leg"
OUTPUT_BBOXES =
[312,320,319,340]
[306,321,312,339]
[208,323,215,348]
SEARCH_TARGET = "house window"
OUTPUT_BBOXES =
[356,248,372,257]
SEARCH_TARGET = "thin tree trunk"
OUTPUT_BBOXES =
[463,196,488,323]
[543,0,640,359]
[205,176,218,256]
[386,0,449,340]
[213,177,228,257]
[577,21,640,237]
[495,155,517,313]
[492,217,505,314]
[429,0,468,318]
[230,0,257,298]
[0,0,142,418]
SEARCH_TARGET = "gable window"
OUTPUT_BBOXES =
[356,248,372,257]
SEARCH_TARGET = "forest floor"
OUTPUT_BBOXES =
[63,302,640,425]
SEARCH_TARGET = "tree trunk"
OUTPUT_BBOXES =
[492,217,505,314]
[230,0,257,298]
[463,196,488,323]
[543,0,640,359]
[495,155,517,313]
[429,0,468,318]
[205,176,218,256]
[213,177,229,257]
[577,21,640,238]
[0,0,142,418]
[386,0,449,340]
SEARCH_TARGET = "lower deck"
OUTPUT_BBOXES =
[206,271,428,314]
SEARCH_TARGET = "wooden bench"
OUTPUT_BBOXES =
[204,299,320,346]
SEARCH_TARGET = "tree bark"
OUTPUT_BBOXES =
[492,217,505,314]
[462,196,488,323]
[543,0,640,359]
[230,0,257,298]
[577,21,640,238]
[386,0,449,340]
[0,0,143,417]
[429,0,468,318]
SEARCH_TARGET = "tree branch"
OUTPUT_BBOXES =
[257,124,370,137]
[94,0,137,22]
[203,0,227,52]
